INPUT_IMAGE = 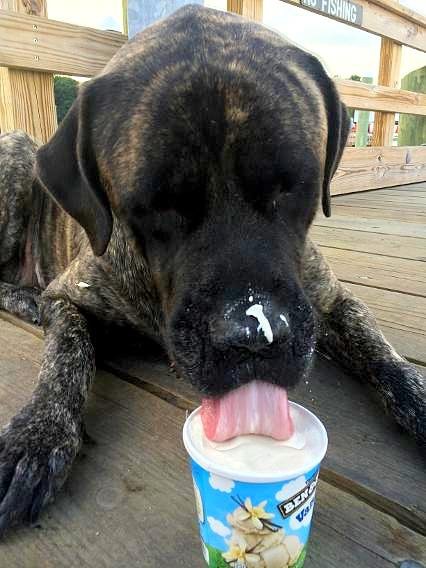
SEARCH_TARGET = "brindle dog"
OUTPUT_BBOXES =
[0,5,424,536]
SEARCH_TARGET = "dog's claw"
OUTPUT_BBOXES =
[0,407,81,537]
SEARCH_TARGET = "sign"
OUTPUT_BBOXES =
[300,0,363,26]
[277,472,319,519]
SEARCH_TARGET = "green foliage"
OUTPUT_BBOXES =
[206,544,230,567]
[349,74,361,82]
[291,545,308,568]
[53,76,79,123]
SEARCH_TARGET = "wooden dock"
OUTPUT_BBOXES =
[0,184,425,567]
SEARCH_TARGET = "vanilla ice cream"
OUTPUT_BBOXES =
[187,402,327,480]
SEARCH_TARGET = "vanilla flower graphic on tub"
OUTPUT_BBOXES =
[222,497,303,567]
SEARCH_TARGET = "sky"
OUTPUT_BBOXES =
[46,0,425,82]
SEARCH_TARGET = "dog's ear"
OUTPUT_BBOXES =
[321,85,350,217]
[36,82,112,256]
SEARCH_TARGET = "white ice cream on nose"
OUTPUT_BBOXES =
[280,313,289,326]
[246,303,274,344]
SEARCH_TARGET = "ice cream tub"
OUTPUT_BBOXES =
[183,402,328,568]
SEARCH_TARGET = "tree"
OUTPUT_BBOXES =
[54,76,79,123]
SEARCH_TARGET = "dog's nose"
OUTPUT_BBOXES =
[210,300,291,353]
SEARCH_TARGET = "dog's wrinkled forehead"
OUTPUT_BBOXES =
[95,10,330,205]
[114,71,326,224]
[121,71,327,196]
[36,5,348,256]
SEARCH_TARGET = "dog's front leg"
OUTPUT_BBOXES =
[302,239,425,450]
[0,296,95,535]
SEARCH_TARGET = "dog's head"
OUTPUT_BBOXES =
[36,6,349,397]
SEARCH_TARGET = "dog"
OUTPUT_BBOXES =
[0,4,424,536]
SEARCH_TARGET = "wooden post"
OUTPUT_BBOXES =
[122,0,129,36]
[355,77,373,148]
[227,0,263,21]
[371,19,402,147]
[399,66,426,146]
[0,0,57,143]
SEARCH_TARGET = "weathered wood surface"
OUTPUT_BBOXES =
[0,9,127,77]
[314,183,426,365]
[0,319,425,567]
[315,215,426,239]
[0,66,56,143]
[331,147,426,196]
[0,0,56,144]
[331,202,426,223]
[279,0,426,52]
[319,246,426,296]
[371,30,402,147]
[336,78,426,116]
[310,225,426,262]
[227,0,263,21]
[345,282,425,364]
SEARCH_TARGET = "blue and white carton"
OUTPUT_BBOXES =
[183,403,328,568]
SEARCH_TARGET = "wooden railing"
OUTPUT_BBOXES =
[228,0,426,195]
[0,9,126,76]
[0,0,425,195]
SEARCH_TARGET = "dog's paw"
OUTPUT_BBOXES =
[375,360,425,452]
[0,405,82,537]
[2,286,41,325]
[15,287,41,325]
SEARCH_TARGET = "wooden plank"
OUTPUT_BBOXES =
[0,0,47,16]
[279,0,426,52]
[311,479,426,567]
[372,0,425,20]
[330,197,426,212]
[320,246,426,297]
[315,215,426,238]
[0,319,425,566]
[227,0,263,21]
[0,0,56,143]
[372,187,426,197]
[336,192,426,204]
[310,225,426,261]
[371,30,402,147]
[0,9,126,77]
[330,203,426,223]
[336,78,426,116]
[332,146,426,196]
[345,282,426,364]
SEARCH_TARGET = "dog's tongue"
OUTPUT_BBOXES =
[201,381,294,442]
